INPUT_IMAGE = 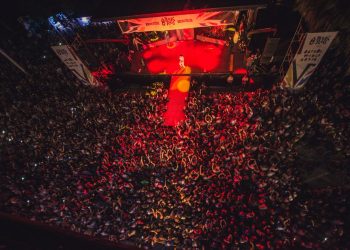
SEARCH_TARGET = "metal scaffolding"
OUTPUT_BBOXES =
[279,18,305,82]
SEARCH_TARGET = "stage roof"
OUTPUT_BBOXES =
[3,0,268,25]
[94,5,267,22]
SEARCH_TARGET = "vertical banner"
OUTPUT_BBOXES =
[51,45,99,86]
[283,32,337,89]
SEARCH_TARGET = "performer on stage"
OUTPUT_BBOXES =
[179,54,185,68]
[170,55,191,92]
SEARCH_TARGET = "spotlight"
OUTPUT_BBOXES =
[80,17,91,26]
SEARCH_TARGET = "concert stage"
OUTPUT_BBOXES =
[130,40,244,74]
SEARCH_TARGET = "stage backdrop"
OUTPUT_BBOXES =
[282,32,337,89]
[51,45,99,86]
[117,10,239,33]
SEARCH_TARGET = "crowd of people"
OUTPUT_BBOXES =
[0,20,349,250]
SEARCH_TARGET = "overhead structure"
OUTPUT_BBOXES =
[110,6,267,34]
[117,10,239,33]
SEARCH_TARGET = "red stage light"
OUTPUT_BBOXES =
[234,68,247,75]
[143,50,153,59]
[142,40,224,74]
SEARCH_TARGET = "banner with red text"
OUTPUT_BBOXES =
[282,32,337,89]
[51,45,99,86]
[117,10,239,33]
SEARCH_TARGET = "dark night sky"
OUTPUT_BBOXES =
[0,0,301,47]
[1,0,268,22]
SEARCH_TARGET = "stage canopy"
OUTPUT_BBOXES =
[115,6,265,34]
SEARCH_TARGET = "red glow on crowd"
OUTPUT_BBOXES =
[163,66,191,126]
[91,67,113,80]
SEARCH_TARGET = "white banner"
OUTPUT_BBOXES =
[51,45,99,86]
[117,11,239,33]
[283,32,337,89]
